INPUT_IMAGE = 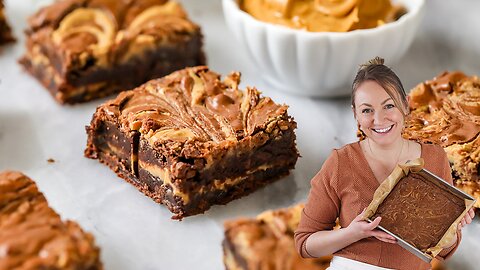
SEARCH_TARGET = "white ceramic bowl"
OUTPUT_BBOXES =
[222,0,425,97]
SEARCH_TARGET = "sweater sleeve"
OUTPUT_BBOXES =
[435,147,461,260]
[294,150,341,258]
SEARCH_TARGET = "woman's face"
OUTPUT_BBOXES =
[354,80,404,146]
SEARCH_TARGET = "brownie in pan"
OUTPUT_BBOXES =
[371,172,465,254]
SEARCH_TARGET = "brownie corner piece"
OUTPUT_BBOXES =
[19,0,205,104]
[85,66,299,219]
[0,171,103,269]
[0,0,14,45]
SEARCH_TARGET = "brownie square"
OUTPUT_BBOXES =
[223,204,331,270]
[19,0,205,104]
[403,71,480,208]
[85,66,299,219]
[0,171,102,269]
[0,0,14,44]
[372,172,465,252]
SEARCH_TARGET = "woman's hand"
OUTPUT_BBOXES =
[442,208,475,249]
[346,209,397,244]
[458,208,476,230]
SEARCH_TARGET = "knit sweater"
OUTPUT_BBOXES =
[294,141,461,270]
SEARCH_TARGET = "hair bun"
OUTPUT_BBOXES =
[360,56,385,69]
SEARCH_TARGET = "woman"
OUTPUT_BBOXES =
[294,57,476,270]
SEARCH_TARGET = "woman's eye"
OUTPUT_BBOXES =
[385,104,395,109]
[362,108,372,114]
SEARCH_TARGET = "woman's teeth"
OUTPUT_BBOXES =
[373,125,393,133]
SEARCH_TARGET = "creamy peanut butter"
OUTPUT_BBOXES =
[240,0,406,32]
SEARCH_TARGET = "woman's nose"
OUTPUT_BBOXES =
[373,110,386,124]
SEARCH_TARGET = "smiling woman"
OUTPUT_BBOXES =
[351,57,412,171]
[294,57,476,270]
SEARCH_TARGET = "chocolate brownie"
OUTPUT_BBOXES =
[85,66,299,219]
[372,172,465,251]
[0,171,102,270]
[0,0,14,44]
[223,204,331,270]
[404,71,480,208]
[19,0,205,104]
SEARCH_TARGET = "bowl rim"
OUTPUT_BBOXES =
[223,0,425,38]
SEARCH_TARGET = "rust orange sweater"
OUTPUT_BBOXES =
[294,142,461,270]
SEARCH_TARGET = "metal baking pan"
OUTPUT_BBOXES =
[367,168,477,263]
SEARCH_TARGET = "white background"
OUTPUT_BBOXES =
[0,0,479,269]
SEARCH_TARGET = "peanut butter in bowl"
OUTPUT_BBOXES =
[239,0,407,32]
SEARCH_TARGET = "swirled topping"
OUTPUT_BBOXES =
[404,72,480,147]
[372,173,465,251]
[29,0,198,67]
[0,171,102,269]
[52,8,116,65]
[240,0,406,32]
[102,66,291,147]
[114,2,197,63]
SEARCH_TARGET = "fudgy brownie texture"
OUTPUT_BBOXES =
[85,66,299,219]
[0,0,14,44]
[372,173,465,251]
[19,0,205,104]
[404,71,480,208]
[223,204,331,270]
[0,171,102,270]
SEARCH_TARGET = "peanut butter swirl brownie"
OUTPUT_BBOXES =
[0,171,102,270]
[0,0,14,44]
[19,0,205,104]
[85,66,299,219]
[223,204,331,270]
[404,71,480,208]
[372,173,465,251]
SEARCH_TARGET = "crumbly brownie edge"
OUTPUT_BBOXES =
[87,117,296,219]
[144,164,291,219]
[135,118,298,218]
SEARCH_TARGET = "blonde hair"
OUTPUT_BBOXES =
[351,57,409,117]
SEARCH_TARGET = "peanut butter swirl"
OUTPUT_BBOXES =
[27,0,198,67]
[372,173,465,251]
[102,66,291,147]
[239,0,406,32]
[0,171,102,270]
[404,72,480,148]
